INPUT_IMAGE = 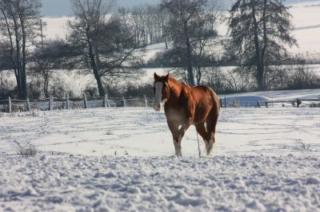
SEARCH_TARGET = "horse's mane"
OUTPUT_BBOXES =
[168,76,191,98]
[168,76,190,88]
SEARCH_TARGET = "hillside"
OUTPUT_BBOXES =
[42,1,320,61]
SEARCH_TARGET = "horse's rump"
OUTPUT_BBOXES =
[188,86,220,124]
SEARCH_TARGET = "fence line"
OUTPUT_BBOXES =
[0,95,156,113]
[1,95,320,113]
[220,97,320,108]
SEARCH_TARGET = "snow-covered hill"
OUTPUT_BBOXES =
[43,1,320,59]
[290,1,320,57]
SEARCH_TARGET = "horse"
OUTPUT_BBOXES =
[153,73,220,157]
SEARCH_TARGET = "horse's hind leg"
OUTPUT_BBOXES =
[195,122,211,155]
[205,110,219,155]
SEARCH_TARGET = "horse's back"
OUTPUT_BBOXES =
[191,86,219,108]
[187,85,220,123]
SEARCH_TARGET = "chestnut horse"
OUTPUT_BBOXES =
[153,73,220,157]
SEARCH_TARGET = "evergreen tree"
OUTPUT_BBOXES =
[229,0,296,90]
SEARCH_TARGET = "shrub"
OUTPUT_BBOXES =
[287,65,320,89]
[13,140,37,157]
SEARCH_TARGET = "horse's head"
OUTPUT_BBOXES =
[153,73,170,111]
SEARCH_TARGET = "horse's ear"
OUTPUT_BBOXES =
[154,73,160,80]
[164,74,169,81]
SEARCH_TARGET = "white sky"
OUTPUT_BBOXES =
[41,0,160,16]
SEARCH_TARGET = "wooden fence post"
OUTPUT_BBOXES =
[8,96,12,113]
[26,98,31,111]
[66,94,70,110]
[144,95,148,108]
[49,96,53,111]
[104,94,110,108]
[297,99,302,108]
[83,94,88,109]
[123,96,127,107]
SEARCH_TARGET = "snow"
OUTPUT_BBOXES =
[1,2,320,210]
[1,105,320,210]
[138,43,171,63]
[1,153,320,211]
[42,17,73,40]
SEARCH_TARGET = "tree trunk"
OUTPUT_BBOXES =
[87,38,105,97]
[43,72,49,98]
[257,64,265,90]
[260,0,268,90]
[184,22,195,86]
[11,11,24,98]
[21,21,28,99]
[196,67,202,85]
[15,38,24,98]
[251,0,265,90]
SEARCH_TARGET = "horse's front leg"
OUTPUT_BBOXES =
[167,121,186,157]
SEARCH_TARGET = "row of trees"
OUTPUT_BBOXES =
[132,0,298,90]
[158,0,297,89]
[0,0,41,98]
[119,5,169,47]
[0,0,140,99]
[0,0,305,99]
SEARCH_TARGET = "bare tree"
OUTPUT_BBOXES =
[120,5,170,48]
[0,0,41,99]
[161,0,217,85]
[30,39,73,98]
[69,0,137,97]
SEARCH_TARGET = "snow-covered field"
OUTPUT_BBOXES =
[1,1,320,210]
[1,107,320,211]
[1,153,320,211]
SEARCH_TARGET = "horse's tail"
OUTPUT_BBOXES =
[207,87,220,142]
[205,98,220,155]
[208,87,220,116]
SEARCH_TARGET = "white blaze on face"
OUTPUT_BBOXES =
[153,82,164,111]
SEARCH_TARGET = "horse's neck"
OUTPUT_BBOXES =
[168,79,189,102]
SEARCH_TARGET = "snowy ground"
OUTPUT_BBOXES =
[1,153,320,211]
[1,107,320,211]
